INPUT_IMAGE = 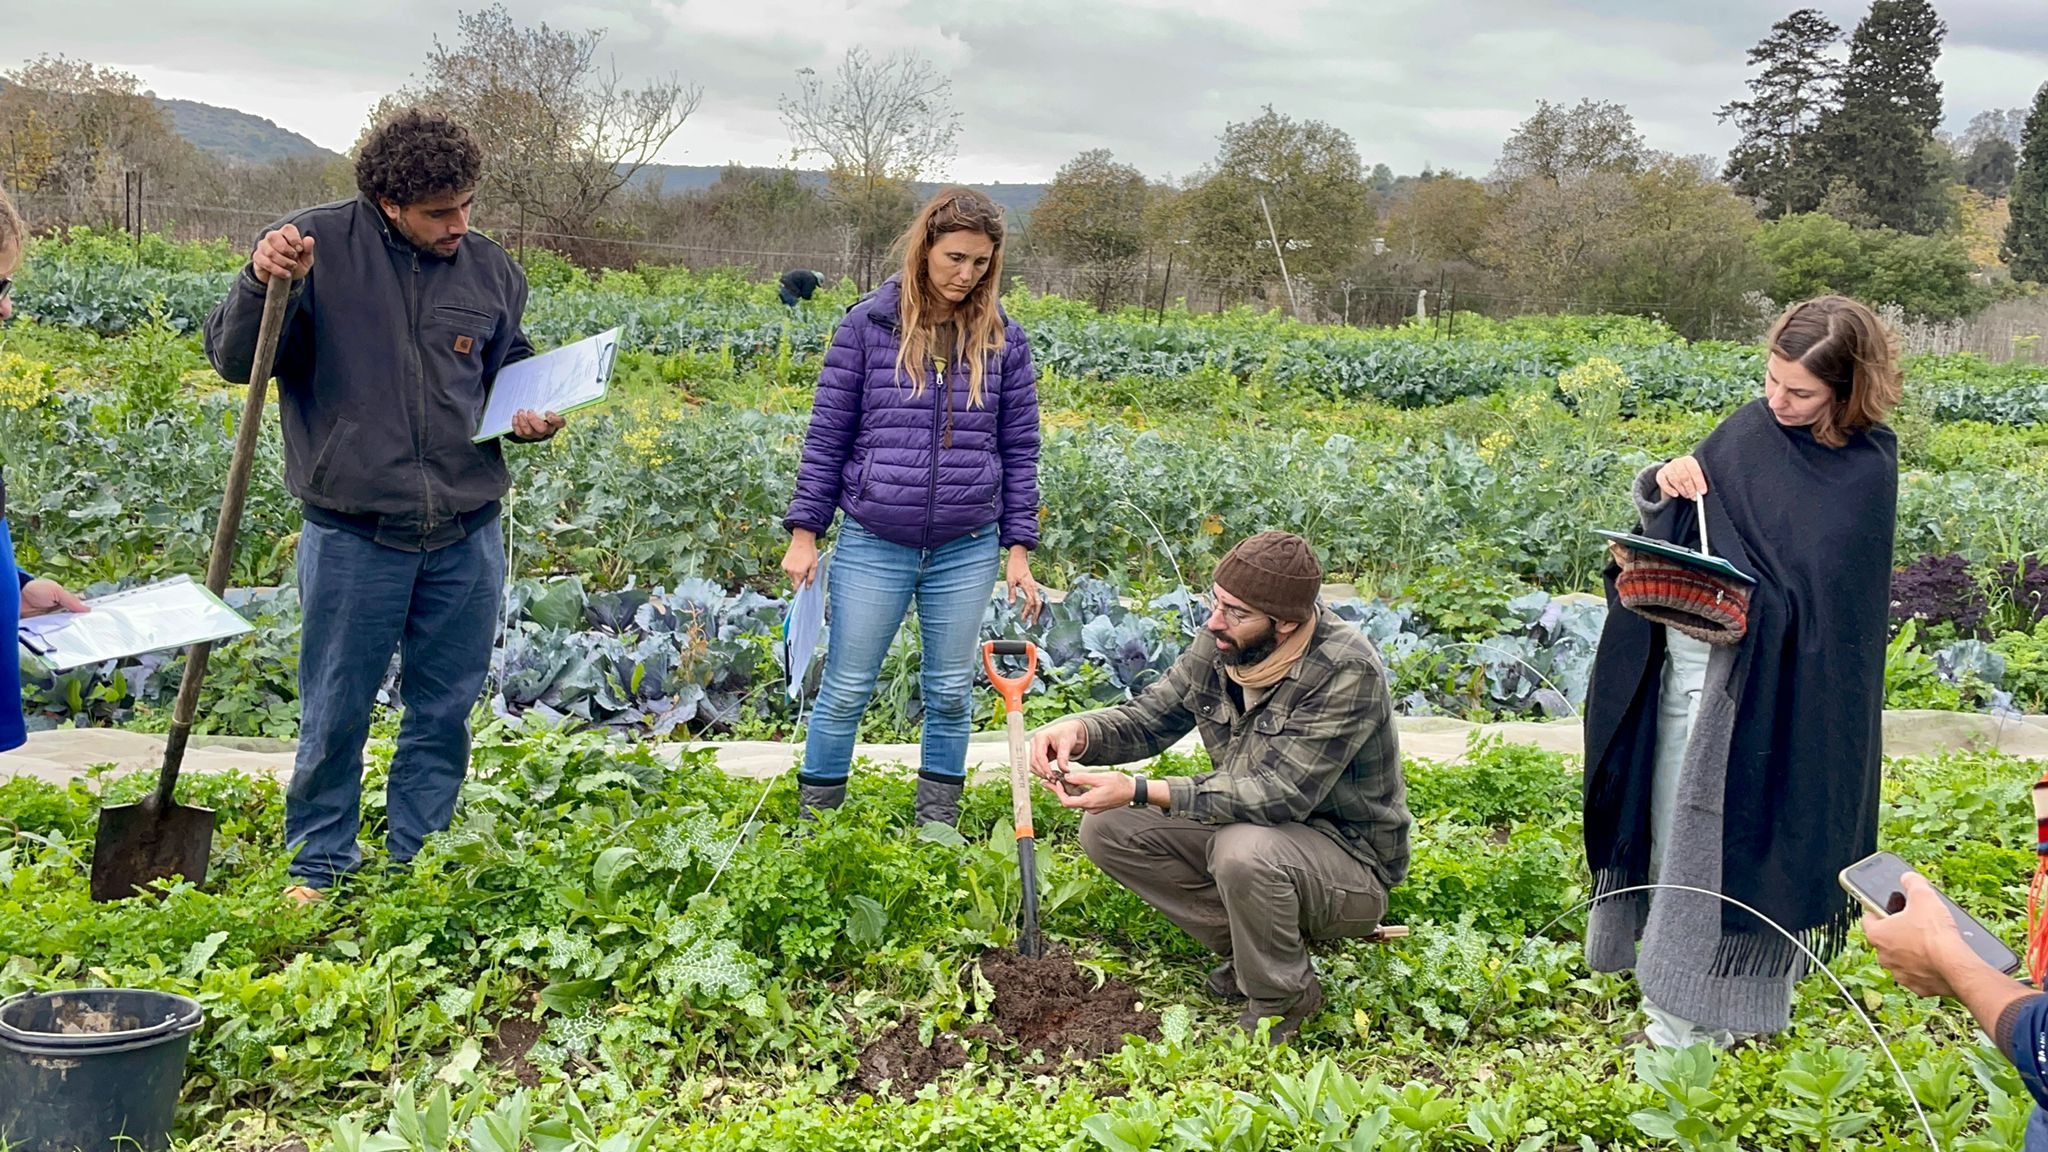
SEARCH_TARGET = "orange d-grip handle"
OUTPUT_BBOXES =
[982,640,1038,711]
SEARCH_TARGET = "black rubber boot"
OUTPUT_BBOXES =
[797,776,847,820]
[913,772,964,828]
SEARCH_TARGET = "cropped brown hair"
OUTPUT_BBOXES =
[1766,295,1902,448]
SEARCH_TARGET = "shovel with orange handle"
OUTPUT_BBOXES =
[982,639,1043,958]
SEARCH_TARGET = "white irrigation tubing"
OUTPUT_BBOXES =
[1460,882,1937,1151]
[703,676,811,896]
[1427,640,1584,720]
[492,488,519,691]
[1113,498,1190,594]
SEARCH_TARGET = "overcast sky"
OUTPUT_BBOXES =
[8,0,2045,183]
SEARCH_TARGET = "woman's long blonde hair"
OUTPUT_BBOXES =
[891,186,1008,409]
[0,188,24,264]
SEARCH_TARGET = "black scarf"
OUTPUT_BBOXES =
[1584,400,1897,976]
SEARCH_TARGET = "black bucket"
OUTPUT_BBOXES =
[0,988,203,1152]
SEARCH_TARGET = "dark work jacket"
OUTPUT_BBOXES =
[203,196,535,551]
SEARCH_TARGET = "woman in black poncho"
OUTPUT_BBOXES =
[1583,295,1903,1048]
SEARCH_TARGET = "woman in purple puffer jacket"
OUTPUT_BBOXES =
[780,186,1044,827]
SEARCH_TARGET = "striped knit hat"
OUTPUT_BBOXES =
[1610,542,1751,646]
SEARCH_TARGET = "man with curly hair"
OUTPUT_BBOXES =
[204,108,567,904]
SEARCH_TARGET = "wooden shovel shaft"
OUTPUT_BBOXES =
[1007,710,1032,839]
[156,273,290,809]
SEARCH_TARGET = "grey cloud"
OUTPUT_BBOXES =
[6,0,2042,182]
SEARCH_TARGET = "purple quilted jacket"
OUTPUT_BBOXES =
[784,276,1042,550]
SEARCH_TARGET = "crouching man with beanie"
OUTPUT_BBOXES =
[1028,531,1411,1043]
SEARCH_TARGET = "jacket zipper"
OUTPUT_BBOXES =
[408,251,440,533]
[924,354,946,551]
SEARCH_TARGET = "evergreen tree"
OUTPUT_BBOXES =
[2003,83,2048,282]
[1816,0,1952,234]
[1718,9,1843,218]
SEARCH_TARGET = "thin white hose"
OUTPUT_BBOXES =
[702,690,806,896]
[1457,882,1939,1150]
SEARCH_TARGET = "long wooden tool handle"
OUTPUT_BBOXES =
[1011,711,1044,957]
[1008,711,1032,839]
[157,273,291,808]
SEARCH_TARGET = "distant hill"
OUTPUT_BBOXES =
[0,82,338,166]
[627,163,1047,217]
[6,85,1049,213]
[153,97,339,165]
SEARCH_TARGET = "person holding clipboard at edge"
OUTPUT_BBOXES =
[0,188,92,755]
[204,108,569,906]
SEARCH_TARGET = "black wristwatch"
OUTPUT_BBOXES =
[1129,774,1148,808]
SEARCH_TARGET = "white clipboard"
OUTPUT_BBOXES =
[473,326,622,443]
[17,576,256,671]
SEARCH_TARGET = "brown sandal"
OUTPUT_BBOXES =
[283,885,325,906]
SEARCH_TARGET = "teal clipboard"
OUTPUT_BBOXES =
[1594,529,1758,587]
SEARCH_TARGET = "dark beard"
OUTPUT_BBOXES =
[1219,635,1278,668]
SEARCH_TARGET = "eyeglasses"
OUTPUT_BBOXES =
[1205,589,1265,627]
[0,278,11,304]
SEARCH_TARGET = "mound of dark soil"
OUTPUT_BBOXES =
[853,1020,968,1098]
[851,947,1160,1096]
[979,949,1160,1062]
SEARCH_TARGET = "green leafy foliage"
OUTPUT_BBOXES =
[1,725,2040,1148]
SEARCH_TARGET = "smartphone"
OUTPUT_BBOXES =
[1839,850,2021,975]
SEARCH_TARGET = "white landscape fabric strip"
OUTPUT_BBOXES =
[17,575,255,671]
[472,326,623,442]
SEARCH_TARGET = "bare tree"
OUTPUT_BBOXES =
[1959,107,2029,154]
[779,48,960,288]
[1482,171,1638,304]
[380,4,702,243]
[0,55,215,221]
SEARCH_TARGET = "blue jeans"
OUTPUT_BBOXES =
[285,517,505,887]
[801,520,1000,783]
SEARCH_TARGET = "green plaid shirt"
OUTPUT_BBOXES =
[1075,605,1411,887]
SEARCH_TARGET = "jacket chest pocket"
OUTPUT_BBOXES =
[1193,692,1235,746]
[424,305,498,401]
[434,304,498,338]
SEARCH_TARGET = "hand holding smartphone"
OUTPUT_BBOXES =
[1839,850,2021,975]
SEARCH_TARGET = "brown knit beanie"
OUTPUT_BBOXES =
[1213,531,1323,622]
